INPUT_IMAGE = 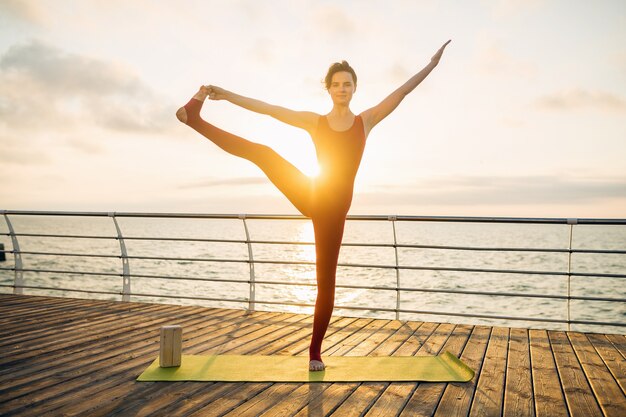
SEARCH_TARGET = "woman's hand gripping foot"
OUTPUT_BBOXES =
[309,360,325,372]
[176,86,210,124]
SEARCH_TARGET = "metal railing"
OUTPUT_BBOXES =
[1,210,625,332]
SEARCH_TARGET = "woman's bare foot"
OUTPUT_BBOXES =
[309,360,325,372]
[176,86,209,124]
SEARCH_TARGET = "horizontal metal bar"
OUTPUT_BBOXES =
[4,233,117,240]
[9,284,120,296]
[3,262,625,280]
[397,265,626,279]
[126,255,247,263]
[129,292,247,304]
[123,236,246,244]
[13,251,120,259]
[4,233,624,255]
[3,210,625,225]
[46,272,616,304]
[2,267,121,277]
[253,280,626,303]
[397,244,626,255]
[2,266,624,304]
[130,273,250,284]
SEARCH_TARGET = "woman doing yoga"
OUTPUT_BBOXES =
[177,40,450,371]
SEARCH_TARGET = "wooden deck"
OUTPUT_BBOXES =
[0,294,624,417]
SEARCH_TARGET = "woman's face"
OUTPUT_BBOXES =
[328,71,356,106]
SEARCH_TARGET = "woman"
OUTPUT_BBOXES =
[177,40,451,371]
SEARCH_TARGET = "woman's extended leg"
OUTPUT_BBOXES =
[309,213,346,371]
[177,92,313,217]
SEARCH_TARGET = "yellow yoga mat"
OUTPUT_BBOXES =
[137,351,474,383]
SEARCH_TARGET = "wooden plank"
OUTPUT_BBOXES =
[0,303,219,369]
[0,296,90,318]
[0,302,168,350]
[0,303,187,365]
[503,327,534,417]
[0,298,118,331]
[0,309,284,415]
[260,319,409,417]
[101,315,317,416]
[292,383,360,417]
[530,329,568,417]
[329,322,453,417]
[59,310,301,416]
[186,317,367,417]
[0,307,241,394]
[277,317,375,358]
[394,321,441,356]
[548,330,602,417]
[587,333,626,395]
[290,321,427,417]
[433,325,491,417]
[568,332,626,416]
[605,334,626,360]
[0,297,169,340]
[399,324,474,417]
[16,309,291,416]
[228,319,399,417]
[0,294,90,308]
[172,317,366,417]
[469,326,509,417]
[101,313,326,417]
[0,306,245,406]
[364,322,457,417]
[370,321,426,356]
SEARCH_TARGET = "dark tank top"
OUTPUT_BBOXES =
[310,115,366,214]
[312,115,366,187]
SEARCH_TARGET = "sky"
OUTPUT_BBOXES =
[0,0,625,218]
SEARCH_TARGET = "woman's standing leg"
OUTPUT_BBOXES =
[309,212,346,370]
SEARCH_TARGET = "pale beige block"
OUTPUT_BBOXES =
[159,325,182,367]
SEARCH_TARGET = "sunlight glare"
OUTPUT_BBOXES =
[282,221,317,312]
[301,160,320,178]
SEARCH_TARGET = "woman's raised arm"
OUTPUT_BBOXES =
[206,86,319,133]
[361,40,451,136]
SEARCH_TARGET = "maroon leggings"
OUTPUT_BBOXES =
[183,98,347,362]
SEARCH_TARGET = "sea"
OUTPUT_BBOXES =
[1,214,625,335]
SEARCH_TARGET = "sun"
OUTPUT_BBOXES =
[295,156,320,178]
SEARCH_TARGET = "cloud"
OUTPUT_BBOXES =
[474,40,536,78]
[64,137,105,155]
[313,5,356,38]
[0,136,49,165]
[536,89,626,112]
[360,175,626,206]
[0,0,46,24]
[180,177,269,189]
[485,0,545,19]
[0,40,177,134]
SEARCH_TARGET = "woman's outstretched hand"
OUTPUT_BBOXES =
[431,40,451,66]
[205,85,228,100]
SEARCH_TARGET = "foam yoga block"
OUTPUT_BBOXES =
[159,325,182,367]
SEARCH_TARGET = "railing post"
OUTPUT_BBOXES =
[109,213,131,302]
[2,213,24,295]
[566,218,577,331]
[240,214,256,311]
[389,215,401,321]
